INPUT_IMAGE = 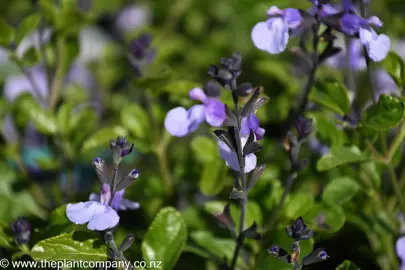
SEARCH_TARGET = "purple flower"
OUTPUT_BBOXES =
[251,6,302,54]
[396,236,405,270]
[89,189,140,212]
[340,14,389,62]
[10,217,32,244]
[240,114,265,140]
[218,134,257,173]
[164,88,226,137]
[66,184,119,231]
[325,38,366,70]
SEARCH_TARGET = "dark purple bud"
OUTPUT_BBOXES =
[120,143,134,157]
[204,80,221,97]
[296,116,314,141]
[234,82,254,97]
[10,217,32,244]
[302,248,330,265]
[111,137,134,164]
[129,34,153,59]
[269,245,280,255]
[129,169,139,178]
[119,234,135,252]
[220,52,242,73]
[93,157,103,166]
[319,250,329,260]
[285,217,314,241]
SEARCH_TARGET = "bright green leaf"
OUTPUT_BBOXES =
[31,231,107,261]
[39,0,58,25]
[142,207,187,270]
[382,51,405,89]
[336,260,361,269]
[316,145,368,171]
[120,104,150,139]
[285,193,314,219]
[162,80,201,95]
[309,80,350,115]
[80,126,128,153]
[191,136,218,163]
[199,159,225,196]
[0,222,14,249]
[16,14,41,44]
[322,177,360,206]
[363,94,405,130]
[190,231,236,261]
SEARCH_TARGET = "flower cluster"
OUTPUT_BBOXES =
[269,217,329,267]
[66,136,139,231]
[252,0,390,62]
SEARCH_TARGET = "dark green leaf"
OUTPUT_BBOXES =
[142,207,187,270]
[382,51,405,88]
[0,222,14,249]
[39,0,58,25]
[21,47,41,67]
[336,260,361,270]
[31,231,107,261]
[322,177,360,206]
[134,63,171,90]
[363,94,405,130]
[16,14,41,44]
[316,146,367,171]
[190,231,236,261]
[303,204,346,233]
[0,19,14,47]
[309,80,350,115]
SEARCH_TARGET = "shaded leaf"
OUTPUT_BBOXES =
[81,126,128,153]
[191,136,218,163]
[382,51,405,88]
[21,47,41,67]
[309,80,350,115]
[362,94,405,131]
[190,231,236,261]
[142,207,187,270]
[121,104,150,139]
[16,14,41,44]
[200,159,225,196]
[303,204,346,233]
[0,222,14,249]
[336,260,361,270]
[0,19,14,47]
[322,177,360,206]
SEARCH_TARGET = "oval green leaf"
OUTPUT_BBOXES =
[121,104,150,139]
[190,231,235,261]
[31,231,107,261]
[309,80,350,115]
[142,207,187,270]
[317,145,367,171]
[80,126,128,153]
[363,94,405,130]
[322,177,360,206]
[382,51,405,89]
[303,204,346,233]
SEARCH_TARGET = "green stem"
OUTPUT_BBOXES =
[155,133,174,198]
[386,121,405,161]
[387,164,405,215]
[49,37,66,111]
[104,231,133,270]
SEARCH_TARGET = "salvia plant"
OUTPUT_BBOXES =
[2,0,405,269]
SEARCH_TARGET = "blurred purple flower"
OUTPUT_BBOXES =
[66,184,119,231]
[240,114,265,140]
[89,189,139,212]
[396,236,405,270]
[372,68,399,100]
[164,88,226,137]
[340,14,389,62]
[251,6,302,54]
[325,38,366,70]
[218,135,257,173]
[10,217,32,244]
[115,5,151,34]
[309,138,330,156]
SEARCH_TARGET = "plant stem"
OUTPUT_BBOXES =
[49,37,65,111]
[386,121,405,162]
[266,173,297,232]
[230,81,248,270]
[387,165,405,215]
[104,231,133,270]
[110,164,119,198]
[155,139,174,198]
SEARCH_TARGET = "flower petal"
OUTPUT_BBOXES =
[189,87,207,102]
[218,140,240,171]
[397,236,405,262]
[266,6,283,17]
[187,104,206,133]
[204,99,226,126]
[284,8,302,29]
[164,107,190,137]
[244,154,257,173]
[119,198,141,210]
[66,201,99,225]
[251,18,289,54]
[87,206,120,231]
[111,189,125,211]
[360,27,390,62]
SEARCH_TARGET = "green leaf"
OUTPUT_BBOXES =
[190,231,236,261]
[199,159,225,196]
[363,94,405,130]
[59,36,80,75]
[134,63,171,90]
[0,222,14,249]
[14,93,57,135]
[31,231,107,261]
[336,260,361,270]
[120,104,150,139]
[322,177,360,206]
[316,145,367,171]
[162,80,202,95]
[80,126,128,153]
[39,0,58,25]
[57,103,74,136]
[0,19,15,47]
[49,205,69,227]
[142,207,187,270]
[285,193,314,219]
[382,51,405,89]
[16,14,41,44]
[303,204,346,233]
[309,80,350,115]
[21,47,41,67]
[191,136,218,163]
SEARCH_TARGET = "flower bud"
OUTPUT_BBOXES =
[10,217,31,244]
[295,116,314,141]
[119,234,135,252]
[203,80,221,97]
